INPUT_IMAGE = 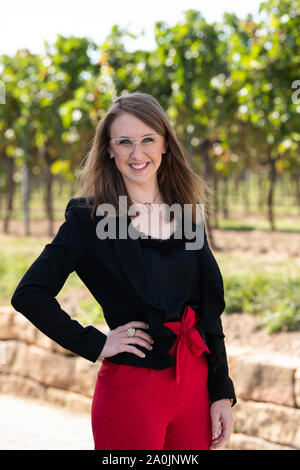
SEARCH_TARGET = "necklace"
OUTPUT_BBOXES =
[131,188,161,211]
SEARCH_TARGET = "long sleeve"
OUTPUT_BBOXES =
[205,316,237,407]
[200,223,237,407]
[10,198,107,363]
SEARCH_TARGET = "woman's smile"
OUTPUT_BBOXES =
[128,162,150,172]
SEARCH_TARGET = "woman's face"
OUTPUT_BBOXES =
[108,112,167,189]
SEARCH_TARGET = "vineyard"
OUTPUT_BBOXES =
[1,0,299,335]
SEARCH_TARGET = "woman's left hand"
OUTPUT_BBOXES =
[209,399,234,450]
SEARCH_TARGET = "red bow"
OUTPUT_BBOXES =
[164,305,210,384]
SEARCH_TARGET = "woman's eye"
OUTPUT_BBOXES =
[143,137,154,143]
[119,139,131,145]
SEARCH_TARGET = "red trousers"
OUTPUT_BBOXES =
[91,305,212,450]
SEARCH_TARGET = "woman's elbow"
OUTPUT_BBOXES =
[11,290,23,311]
[10,286,30,312]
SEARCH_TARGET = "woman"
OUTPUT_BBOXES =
[11,91,236,451]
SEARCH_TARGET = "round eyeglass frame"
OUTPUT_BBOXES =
[109,134,162,154]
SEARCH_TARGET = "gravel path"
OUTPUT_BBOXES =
[0,394,93,450]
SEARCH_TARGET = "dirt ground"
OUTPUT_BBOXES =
[211,228,300,261]
[221,312,300,358]
[211,228,300,358]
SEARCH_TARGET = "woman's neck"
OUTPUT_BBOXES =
[127,184,164,205]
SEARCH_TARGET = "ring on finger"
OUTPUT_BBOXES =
[126,327,136,337]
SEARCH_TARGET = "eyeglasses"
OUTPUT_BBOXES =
[110,134,161,155]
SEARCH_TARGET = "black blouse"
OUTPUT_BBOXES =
[132,217,203,323]
[10,197,236,406]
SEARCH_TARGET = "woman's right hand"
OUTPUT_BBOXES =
[99,321,155,359]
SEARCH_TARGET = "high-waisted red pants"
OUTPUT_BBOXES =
[91,305,212,450]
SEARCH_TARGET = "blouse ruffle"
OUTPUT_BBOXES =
[131,216,196,255]
[139,233,186,255]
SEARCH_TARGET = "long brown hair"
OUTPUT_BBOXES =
[75,91,212,223]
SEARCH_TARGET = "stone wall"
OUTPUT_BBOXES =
[223,346,300,449]
[0,307,299,450]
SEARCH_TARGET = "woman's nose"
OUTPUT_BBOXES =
[131,141,145,158]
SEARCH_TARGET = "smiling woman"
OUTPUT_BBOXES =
[107,112,168,203]
[76,91,211,223]
[11,91,236,451]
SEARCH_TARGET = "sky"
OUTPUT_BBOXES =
[1,0,263,57]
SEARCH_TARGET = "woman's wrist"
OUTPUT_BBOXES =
[211,398,233,406]
[221,398,232,406]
